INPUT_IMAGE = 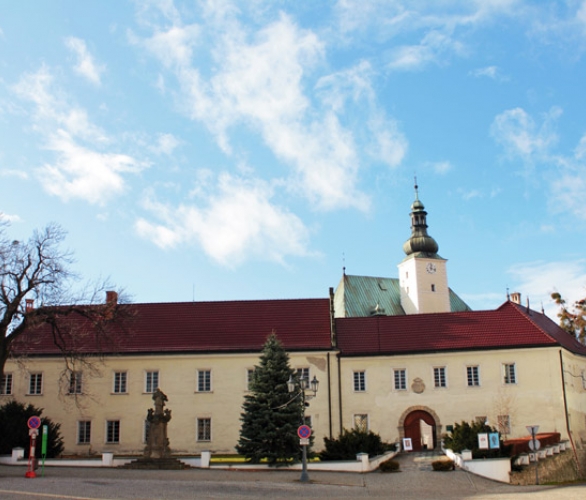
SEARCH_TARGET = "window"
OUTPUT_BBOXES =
[78,421,91,444]
[145,371,159,393]
[353,371,366,392]
[29,373,43,395]
[503,363,516,384]
[247,369,255,390]
[431,284,436,292]
[69,372,82,394]
[353,414,368,431]
[106,420,120,444]
[1,373,13,395]
[434,367,446,388]
[197,370,211,392]
[113,372,127,394]
[467,366,480,387]
[197,418,211,441]
[303,415,312,428]
[394,369,407,390]
[296,367,310,386]
[498,415,511,435]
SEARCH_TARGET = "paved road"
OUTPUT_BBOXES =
[0,452,585,499]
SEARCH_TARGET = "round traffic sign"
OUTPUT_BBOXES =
[297,425,311,439]
[528,439,541,451]
[27,416,41,430]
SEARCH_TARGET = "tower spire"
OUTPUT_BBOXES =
[402,183,439,257]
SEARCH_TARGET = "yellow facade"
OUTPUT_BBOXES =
[3,342,586,455]
[2,350,339,455]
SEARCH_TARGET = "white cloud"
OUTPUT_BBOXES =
[135,173,312,266]
[65,37,105,85]
[12,66,144,204]
[38,130,142,205]
[430,161,452,175]
[388,30,466,71]
[0,212,22,223]
[490,106,561,161]
[138,10,377,211]
[491,107,586,220]
[469,65,509,81]
[507,259,586,320]
[0,169,29,180]
[151,133,180,155]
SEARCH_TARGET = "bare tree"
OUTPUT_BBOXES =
[0,219,127,381]
[551,292,586,345]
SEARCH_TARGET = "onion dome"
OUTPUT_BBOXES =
[403,183,439,257]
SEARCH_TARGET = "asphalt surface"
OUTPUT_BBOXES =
[0,452,585,499]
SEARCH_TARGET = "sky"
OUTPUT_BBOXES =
[1,0,586,320]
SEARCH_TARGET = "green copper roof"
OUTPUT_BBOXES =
[334,274,471,318]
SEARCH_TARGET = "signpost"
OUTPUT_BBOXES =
[25,416,41,478]
[297,425,312,482]
[526,425,540,485]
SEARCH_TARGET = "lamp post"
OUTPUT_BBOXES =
[287,374,319,483]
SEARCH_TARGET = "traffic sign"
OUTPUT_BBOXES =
[526,425,539,435]
[27,416,41,430]
[300,438,310,446]
[528,439,541,451]
[297,425,311,439]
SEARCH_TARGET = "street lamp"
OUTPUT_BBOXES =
[287,373,319,483]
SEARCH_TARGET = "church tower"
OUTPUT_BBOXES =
[398,183,450,314]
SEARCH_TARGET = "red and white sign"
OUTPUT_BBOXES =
[297,425,311,439]
[27,416,41,430]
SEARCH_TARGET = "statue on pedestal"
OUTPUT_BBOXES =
[144,388,172,459]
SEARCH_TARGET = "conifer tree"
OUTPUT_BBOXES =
[237,333,302,465]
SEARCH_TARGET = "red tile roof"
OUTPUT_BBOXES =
[14,298,334,356]
[335,301,586,356]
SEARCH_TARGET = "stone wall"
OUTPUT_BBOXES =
[510,450,579,485]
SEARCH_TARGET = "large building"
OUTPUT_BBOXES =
[2,188,586,460]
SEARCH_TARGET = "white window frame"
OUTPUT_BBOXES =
[69,371,83,395]
[353,413,369,431]
[394,369,407,391]
[145,371,159,393]
[353,371,366,392]
[113,372,127,394]
[197,370,212,392]
[1,373,13,395]
[196,417,212,442]
[503,363,517,385]
[433,367,447,388]
[467,366,480,387]
[498,414,511,435]
[77,421,91,444]
[296,367,310,387]
[29,373,43,395]
[105,420,120,444]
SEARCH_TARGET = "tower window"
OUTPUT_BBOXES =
[431,284,436,292]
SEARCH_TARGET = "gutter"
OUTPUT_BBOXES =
[559,349,582,477]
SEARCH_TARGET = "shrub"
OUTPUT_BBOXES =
[443,420,512,459]
[319,428,388,461]
[0,401,64,458]
[432,459,454,471]
[379,458,400,472]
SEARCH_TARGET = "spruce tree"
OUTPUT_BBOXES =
[237,333,303,465]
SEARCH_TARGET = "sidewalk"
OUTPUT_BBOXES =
[1,454,585,499]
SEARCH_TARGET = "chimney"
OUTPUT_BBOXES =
[510,292,521,304]
[106,291,118,305]
[25,299,34,312]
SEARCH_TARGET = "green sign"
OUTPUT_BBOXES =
[41,425,48,455]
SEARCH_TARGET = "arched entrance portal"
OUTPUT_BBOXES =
[402,409,437,451]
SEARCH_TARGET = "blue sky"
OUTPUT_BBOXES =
[1,1,586,319]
